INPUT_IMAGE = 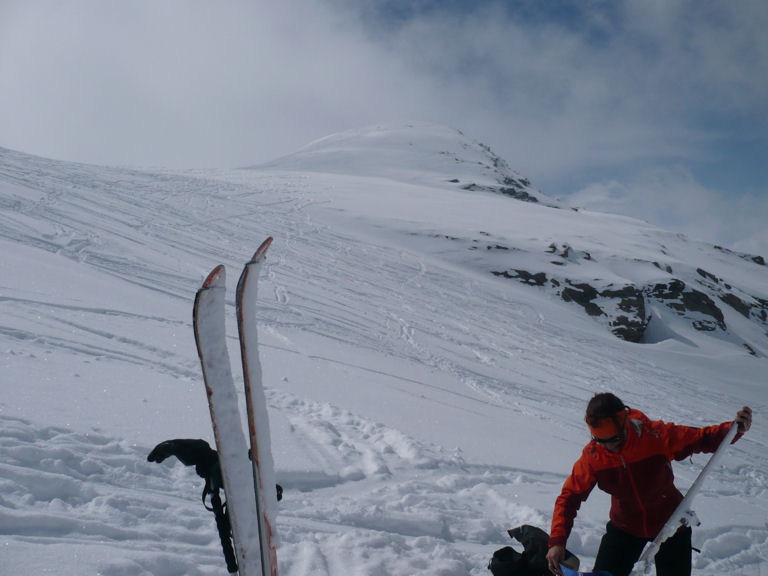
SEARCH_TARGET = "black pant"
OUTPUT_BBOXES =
[593,522,692,576]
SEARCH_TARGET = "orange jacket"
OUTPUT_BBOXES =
[549,409,737,548]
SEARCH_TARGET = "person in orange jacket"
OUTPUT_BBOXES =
[545,393,752,576]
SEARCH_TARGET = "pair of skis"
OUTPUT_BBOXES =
[193,237,278,576]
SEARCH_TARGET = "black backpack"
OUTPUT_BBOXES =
[488,524,577,576]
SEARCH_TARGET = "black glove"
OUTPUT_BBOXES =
[148,439,283,501]
[148,438,219,481]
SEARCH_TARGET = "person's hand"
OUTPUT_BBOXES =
[736,406,752,434]
[546,545,565,575]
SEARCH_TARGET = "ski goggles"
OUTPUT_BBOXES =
[592,432,625,444]
[587,410,627,443]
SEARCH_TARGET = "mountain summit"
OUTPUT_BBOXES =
[259,121,558,206]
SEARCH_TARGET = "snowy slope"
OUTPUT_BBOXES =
[1,124,767,575]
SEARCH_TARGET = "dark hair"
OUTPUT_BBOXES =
[585,393,626,426]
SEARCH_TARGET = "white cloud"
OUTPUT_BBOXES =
[568,165,768,256]
[0,0,438,166]
[1,0,766,173]
[0,0,765,254]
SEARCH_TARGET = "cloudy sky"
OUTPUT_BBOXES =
[1,0,767,254]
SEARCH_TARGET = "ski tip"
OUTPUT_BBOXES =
[201,264,226,289]
[251,236,274,262]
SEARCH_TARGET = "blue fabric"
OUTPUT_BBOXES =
[561,565,613,576]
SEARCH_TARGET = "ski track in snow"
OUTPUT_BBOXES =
[0,415,227,575]
[1,142,767,575]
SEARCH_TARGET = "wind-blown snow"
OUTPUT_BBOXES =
[1,123,766,575]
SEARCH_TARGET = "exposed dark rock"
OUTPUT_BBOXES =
[487,245,763,345]
[720,293,751,318]
[681,291,726,330]
[610,316,642,341]
[605,286,648,342]
[498,187,539,202]
[649,279,685,301]
[561,283,603,317]
[696,268,719,283]
[714,245,765,266]
[649,280,687,312]
[604,286,645,314]
[499,174,530,188]
[519,271,547,286]
[490,265,761,341]
[545,242,592,262]
[692,320,718,331]
[647,280,727,331]
[756,298,768,322]
[492,268,651,341]
[462,182,539,203]
[455,153,553,203]
[491,269,548,286]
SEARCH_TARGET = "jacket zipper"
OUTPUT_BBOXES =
[621,455,649,537]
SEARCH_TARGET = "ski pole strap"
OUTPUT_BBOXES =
[210,489,238,574]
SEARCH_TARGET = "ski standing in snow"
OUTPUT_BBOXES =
[545,393,752,576]
[148,238,280,576]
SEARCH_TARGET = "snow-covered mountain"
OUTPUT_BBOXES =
[1,123,766,575]
[258,122,556,206]
[263,122,768,351]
